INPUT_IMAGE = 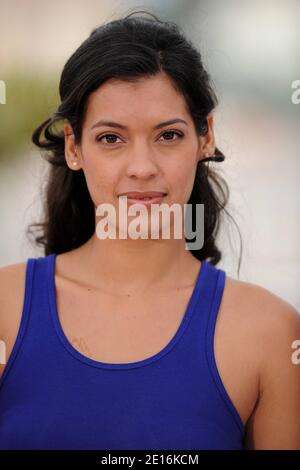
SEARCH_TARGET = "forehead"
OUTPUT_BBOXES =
[83,72,191,128]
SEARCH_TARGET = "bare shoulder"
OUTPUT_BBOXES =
[222,274,300,366]
[224,274,300,338]
[221,275,300,449]
[0,261,27,379]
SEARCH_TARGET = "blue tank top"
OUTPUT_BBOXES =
[0,253,245,450]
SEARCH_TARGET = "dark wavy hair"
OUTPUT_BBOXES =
[27,10,242,274]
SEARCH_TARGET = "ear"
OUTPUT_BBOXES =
[63,120,82,170]
[197,111,216,163]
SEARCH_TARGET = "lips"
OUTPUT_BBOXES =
[118,191,167,199]
[118,191,167,207]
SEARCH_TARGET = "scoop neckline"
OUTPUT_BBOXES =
[47,253,207,370]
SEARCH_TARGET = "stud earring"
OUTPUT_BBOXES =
[73,161,78,166]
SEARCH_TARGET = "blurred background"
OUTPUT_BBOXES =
[0,0,299,310]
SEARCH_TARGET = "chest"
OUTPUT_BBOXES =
[55,276,195,363]
[54,274,259,428]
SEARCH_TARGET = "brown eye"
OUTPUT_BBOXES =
[159,131,184,141]
[95,131,184,144]
[96,134,121,144]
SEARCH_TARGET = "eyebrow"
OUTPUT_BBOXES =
[90,118,188,131]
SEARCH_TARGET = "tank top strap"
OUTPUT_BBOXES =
[0,256,35,391]
[177,258,226,348]
[173,259,243,435]
[24,254,58,344]
[182,260,244,435]
[0,254,58,393]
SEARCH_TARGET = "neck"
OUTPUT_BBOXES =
[76,233,200,295]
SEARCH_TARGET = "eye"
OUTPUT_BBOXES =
[95,130,184,145]
[96,134,122,144]
[159,130,184,142]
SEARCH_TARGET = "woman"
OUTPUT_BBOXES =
[0,11,299,450]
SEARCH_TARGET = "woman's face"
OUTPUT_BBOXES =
[64,71,215,236]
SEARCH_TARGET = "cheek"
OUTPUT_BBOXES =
[82,159,117,205]
[169,160,197,197]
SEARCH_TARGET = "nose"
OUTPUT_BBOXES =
[124,142,160,179]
